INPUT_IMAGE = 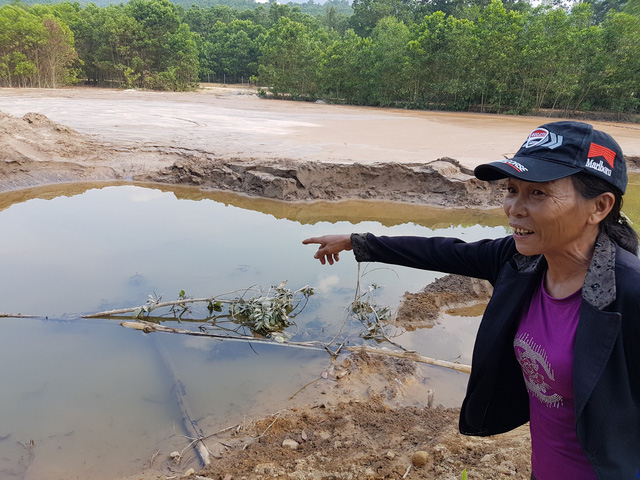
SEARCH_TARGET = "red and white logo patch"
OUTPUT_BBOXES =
[522,128,563,150]
[587,143,616,168]
[523,128,549,148]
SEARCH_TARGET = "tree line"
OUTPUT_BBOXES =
[0,0,638,115]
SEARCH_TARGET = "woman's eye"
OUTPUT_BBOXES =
[506,186,516,194]
[532,189,545,196]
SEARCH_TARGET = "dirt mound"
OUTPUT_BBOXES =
[144,156,503,207]
[0,111,117,191]
[397,275,493,330]
[1,111,97,160]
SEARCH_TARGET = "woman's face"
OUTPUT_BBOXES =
[503,177,598,258]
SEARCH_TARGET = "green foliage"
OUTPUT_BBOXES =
[0,3,80,87]
[1,0,638,114]
[132,293,164,319]
[350,283,393,341]
[624,0,640,16]
[74,0,199,89]
[229,283,313,337]
[128,283,315,340]
[258,16,329,98]
[259,0,639,115]
[195,18,265,82]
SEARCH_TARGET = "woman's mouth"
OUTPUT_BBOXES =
[513,227,534,236]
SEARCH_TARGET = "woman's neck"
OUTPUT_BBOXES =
[544,237,597,299]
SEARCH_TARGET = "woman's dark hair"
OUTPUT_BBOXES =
[571,172,639,255]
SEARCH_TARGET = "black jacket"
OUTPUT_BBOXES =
[352,232,640,480]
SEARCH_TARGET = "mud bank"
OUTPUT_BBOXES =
[149,156,503,206]
[0,111,505,207]
[3,109,639,206]
[398,275,493,330]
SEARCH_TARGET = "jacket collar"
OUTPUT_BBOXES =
[511,233,616,310]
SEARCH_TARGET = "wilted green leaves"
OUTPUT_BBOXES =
[229,282,313,336]
[132,293,164,319]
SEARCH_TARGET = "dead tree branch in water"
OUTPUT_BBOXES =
[346,346,471,374]
[120,320,327,351]
[152,335,211,467]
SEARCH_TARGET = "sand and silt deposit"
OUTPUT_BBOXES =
[1,85,640,480]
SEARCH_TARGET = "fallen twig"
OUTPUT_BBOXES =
[0,313,38,318]
[120,320,327,352]
[149,448,160,467]
[83,297,232,318]
[288,375,326,400]
[346,345,471,374]
[153,335,211,467]
[242,413,281,450]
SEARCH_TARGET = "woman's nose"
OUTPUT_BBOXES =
[505,195,526,217]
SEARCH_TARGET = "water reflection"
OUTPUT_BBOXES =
[0,181,507,228]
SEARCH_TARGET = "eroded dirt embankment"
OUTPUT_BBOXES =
[0,111,505,207]
[4,110,639,207]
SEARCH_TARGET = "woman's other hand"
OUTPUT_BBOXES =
[302,234,353,265]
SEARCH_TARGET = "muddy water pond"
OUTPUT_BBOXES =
[0,179,638,480]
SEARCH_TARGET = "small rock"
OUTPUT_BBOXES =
[282,438,299,450]
[498,460,516,474]
[385,450,396,460]
[411,450,430,467]
[169,451,181,464]
[480,454,494,463]
[431,444,449,462]
[254,463,277,475]
[182,467,195,477]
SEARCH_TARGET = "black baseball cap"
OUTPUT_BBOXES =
[474,121,627,194]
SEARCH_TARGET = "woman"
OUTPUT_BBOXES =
[303,121,640,480]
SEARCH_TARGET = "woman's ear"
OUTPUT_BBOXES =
[588,192,615,225]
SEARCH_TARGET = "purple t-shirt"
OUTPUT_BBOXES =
[514,277,597,480]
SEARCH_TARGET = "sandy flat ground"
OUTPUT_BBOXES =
[1,85,638,171]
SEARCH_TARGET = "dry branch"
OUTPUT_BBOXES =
[152,335,211,466]
[83,298,227,318]
[346,346,471,374]
[120,320,327,351]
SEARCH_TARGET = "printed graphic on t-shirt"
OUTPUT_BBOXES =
[514,332,563,409]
